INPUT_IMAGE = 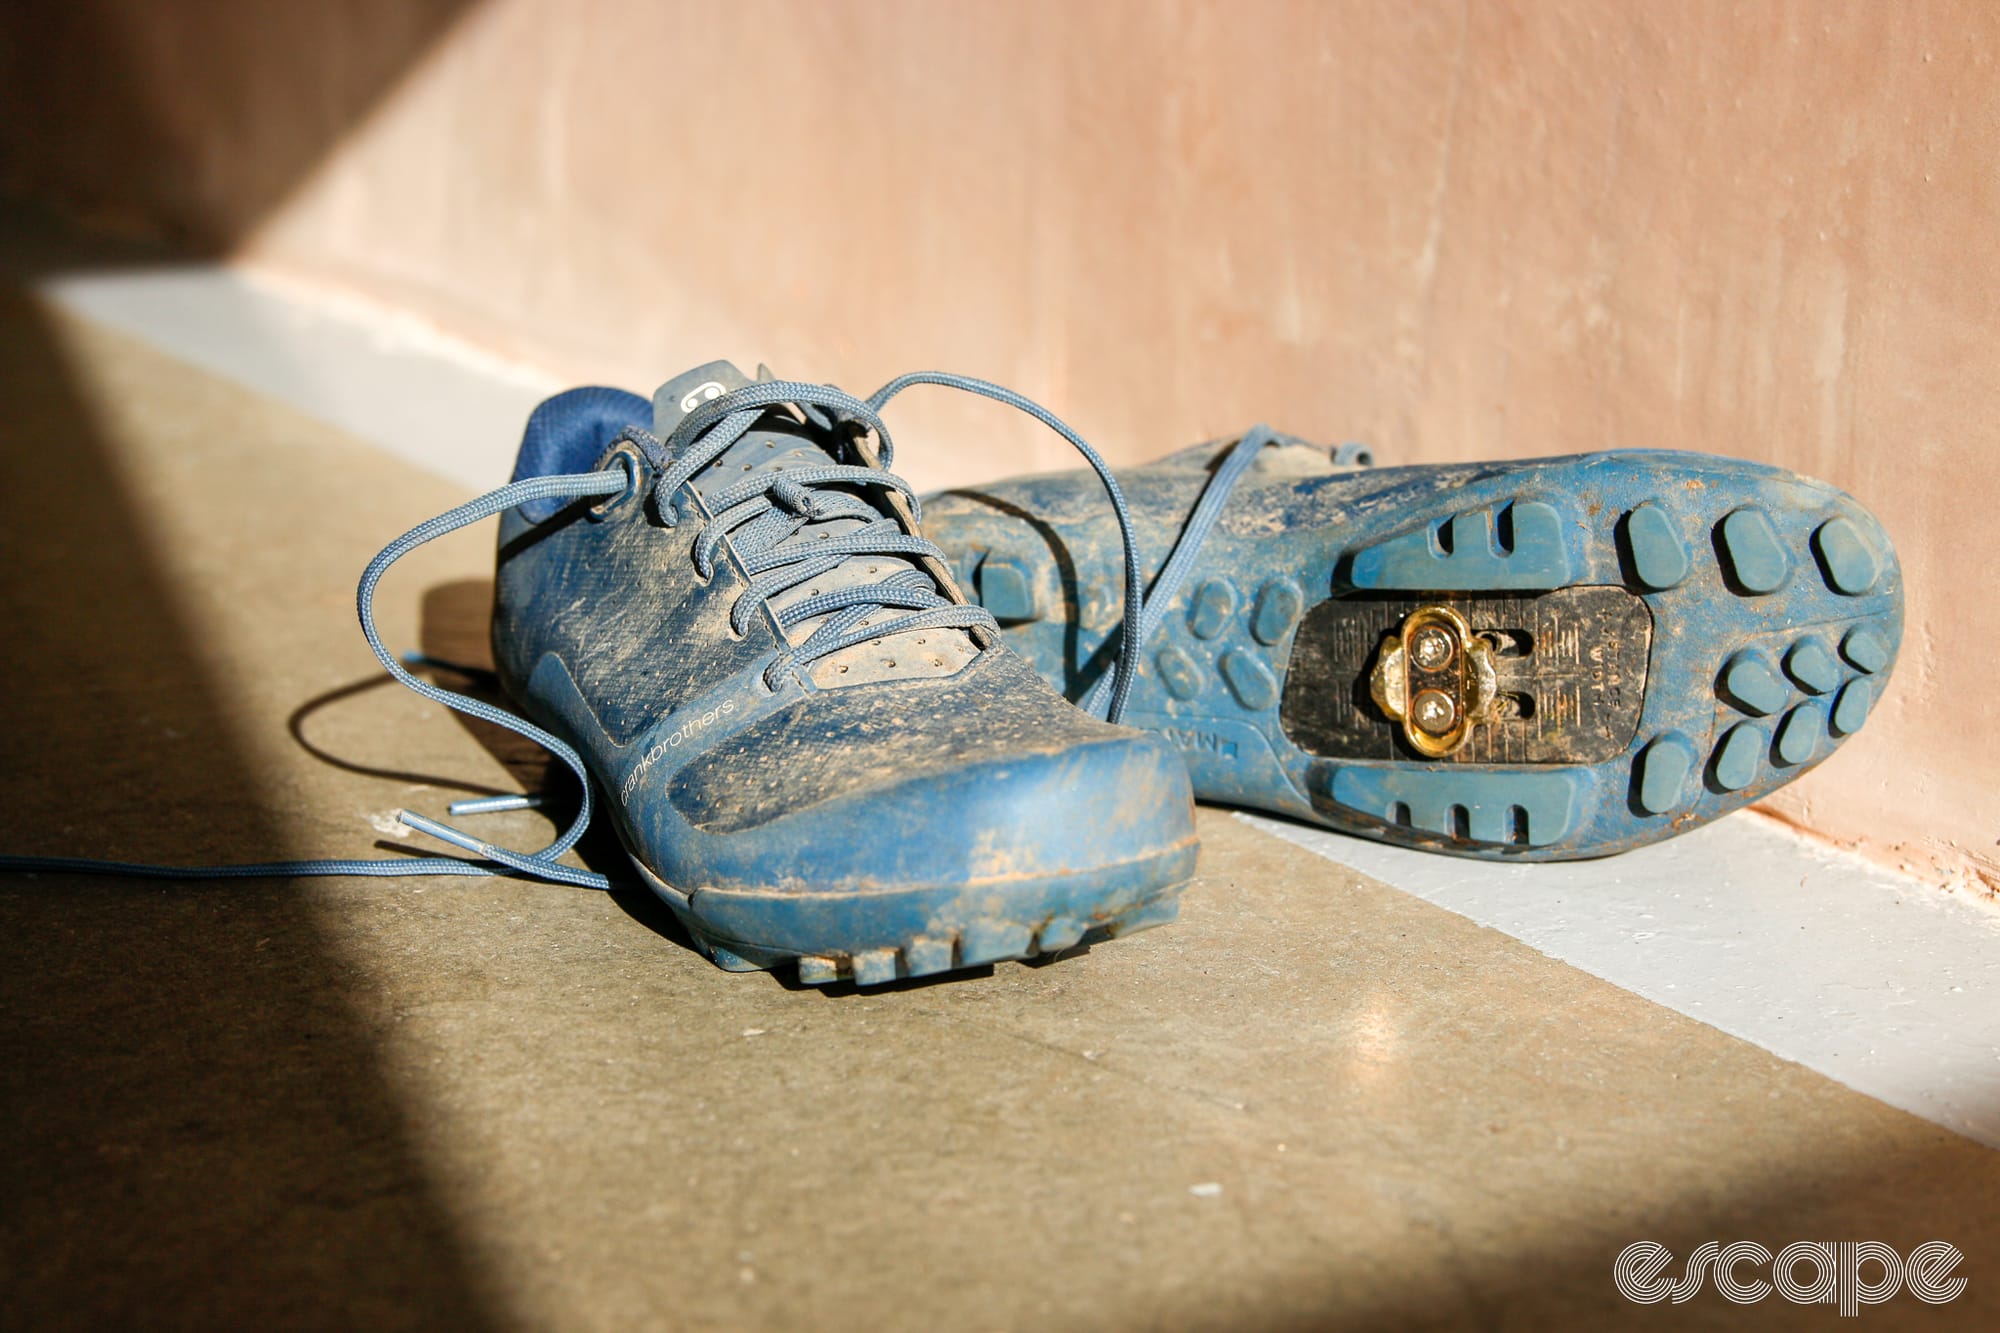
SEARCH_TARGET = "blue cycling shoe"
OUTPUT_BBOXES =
[489,364,1195,982]
[922,430,1902,860]
[0,365,1196,987]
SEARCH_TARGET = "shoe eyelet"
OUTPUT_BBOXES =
[587,445,644,521]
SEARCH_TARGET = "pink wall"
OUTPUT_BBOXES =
[4,0,1993,886]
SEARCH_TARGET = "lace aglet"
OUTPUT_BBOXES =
[447,793,547,816]
[398,810,492,858]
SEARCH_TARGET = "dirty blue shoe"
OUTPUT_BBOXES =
[0,365,1196,987]
[922,430,1902,860]
[487,365,1195,982]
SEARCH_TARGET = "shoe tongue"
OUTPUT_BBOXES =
[648,361,980,687]
[652,360,756,433]
[651,360,829,493]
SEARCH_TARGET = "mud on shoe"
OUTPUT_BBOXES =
[921,431,1902,860]
[489,366,1196,983]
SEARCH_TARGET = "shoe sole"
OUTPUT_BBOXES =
[625,837,1196,986]
[928,449,1902,860]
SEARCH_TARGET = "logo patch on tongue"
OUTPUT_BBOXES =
[652,361,755,433]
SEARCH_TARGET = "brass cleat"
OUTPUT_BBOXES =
[1368,605,1498,757]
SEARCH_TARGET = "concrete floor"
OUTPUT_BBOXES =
[4,284,2000,1330]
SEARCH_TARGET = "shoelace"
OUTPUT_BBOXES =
[644,375,1147,698]
[1077,427,1374,714]
[0,373,1144,890]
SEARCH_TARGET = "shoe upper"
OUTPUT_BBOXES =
[492,364,1196,896]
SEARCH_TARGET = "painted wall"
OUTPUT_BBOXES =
[3,0,1993,886]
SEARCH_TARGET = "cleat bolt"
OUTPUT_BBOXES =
[1412,689,1457,736]
[1410,626,1455,670]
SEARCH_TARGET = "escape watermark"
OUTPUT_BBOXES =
[1614,1241,1966,1316]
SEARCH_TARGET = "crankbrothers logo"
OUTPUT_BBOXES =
[1614,1240,1966,1316]
[620,700,737,804]
[679,380,727,414]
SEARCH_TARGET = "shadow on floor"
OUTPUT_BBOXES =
[0,285,505,1327]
